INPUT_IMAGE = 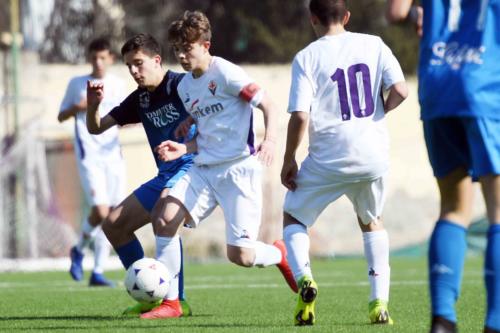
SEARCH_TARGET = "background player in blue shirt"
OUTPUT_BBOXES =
[387,1,500,333]
[86,34,194,317]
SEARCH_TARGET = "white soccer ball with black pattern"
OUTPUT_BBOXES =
[124,258,170,304]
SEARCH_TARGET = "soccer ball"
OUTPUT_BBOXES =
[124,258,170,304]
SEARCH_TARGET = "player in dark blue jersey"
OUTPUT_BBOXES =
[387,2,500,333]
[86,34,194,317]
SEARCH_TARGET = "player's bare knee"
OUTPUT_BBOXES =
[152,215,179,237]
[227,246,254,267]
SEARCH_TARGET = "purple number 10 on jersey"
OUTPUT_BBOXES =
[331,63,374,121]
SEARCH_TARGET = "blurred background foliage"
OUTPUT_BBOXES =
[3,0,419,73]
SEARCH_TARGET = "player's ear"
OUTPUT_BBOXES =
[154,54,162,66]
[203,40,211,52]
[343,11,351,26]
[310,14,320,26]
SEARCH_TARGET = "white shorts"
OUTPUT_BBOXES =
[283,159,387,226]
[77,155,126,207]
[169,155,262,248]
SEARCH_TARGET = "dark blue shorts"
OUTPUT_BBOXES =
[133,165,191,212]
[423,117,500,180]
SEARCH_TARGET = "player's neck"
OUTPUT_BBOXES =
[316,24,346,37]
[192,55,213,79]
[90,71,106,79]
[145,69,166,92]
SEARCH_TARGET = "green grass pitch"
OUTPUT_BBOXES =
[0,257,485,332]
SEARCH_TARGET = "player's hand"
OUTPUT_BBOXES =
[281,158,298,191]
[174,117,195,139]
[155,140,187,162]
[86,80,104,108]
[255,139,275,167]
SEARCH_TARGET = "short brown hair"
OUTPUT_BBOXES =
[121,33,162,57]
[309,0,348,26]
[88,37,112,54]
[167,11,212,47]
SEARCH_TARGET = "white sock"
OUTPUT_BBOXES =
[284,223,312,281]
[156,235,181,301]
[363,229,390,302]
[76,218,97,251]
[253,241,282,267]
[93,227,111,274]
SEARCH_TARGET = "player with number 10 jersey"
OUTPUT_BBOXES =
[281,0,408,326]
[288,32,404,181]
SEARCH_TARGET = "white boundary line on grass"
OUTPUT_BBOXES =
[0,256,123,272]
[0,279,483,291]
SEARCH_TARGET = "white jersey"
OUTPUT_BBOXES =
[59,73,126,159]
[288,32,405,181]
[177,56,263,165]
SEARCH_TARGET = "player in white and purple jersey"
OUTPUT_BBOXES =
[86,34,193,317]
[58,38,125,287]
[282,0,408,326]
[138,11,298,320]
[387,1,500,332]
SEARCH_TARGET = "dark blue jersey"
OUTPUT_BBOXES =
[110,70,194,174]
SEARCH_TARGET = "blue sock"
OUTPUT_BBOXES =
[428,220,467,323]
[485,224,500,331]
[179,237,185,301]
[116,238,144,269]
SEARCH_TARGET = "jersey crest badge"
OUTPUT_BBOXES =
[139,92,150,108]
[208,80,217,96]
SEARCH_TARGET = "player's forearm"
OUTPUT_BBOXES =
[185,139,198,154]
[283,111,308,161]
[385,81,408,112]
[258,94,278,143]
[385,0,413,23]
[86,103,103,134]
[58,106,80,123]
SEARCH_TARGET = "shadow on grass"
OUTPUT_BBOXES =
[0,315,300,331]
[0,315,121,321]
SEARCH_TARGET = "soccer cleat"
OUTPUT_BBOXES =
[140,299,183,319]
[69,246,84,281]
[273,240,299,293]
[89,272,115,287]
[123,300,161,316]
[369,299,394,325]
[429,316,457,333]
[294,276,318,326]
[180,299,193,317]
